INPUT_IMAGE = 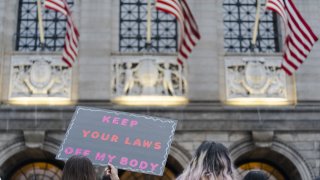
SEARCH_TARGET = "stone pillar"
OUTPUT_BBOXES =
[0,0,6,100]
[78,0,114,100]
[1,0,18,101]
[187,0,224,101]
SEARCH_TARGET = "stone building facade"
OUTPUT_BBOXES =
[0,0,320,179]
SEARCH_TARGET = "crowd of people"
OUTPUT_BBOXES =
[61,141,319,180]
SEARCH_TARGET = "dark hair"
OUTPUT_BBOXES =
[314,177,320,180]
[102,175,112,180]
[62,155,96,180]
[243,170,268,180]
[177,141,234,180]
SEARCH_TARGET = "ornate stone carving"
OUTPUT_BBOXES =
[225,57,287,102]
[9,55,72,101]
[111,54,188,98]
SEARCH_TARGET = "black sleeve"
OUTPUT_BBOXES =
[101,175,111,180]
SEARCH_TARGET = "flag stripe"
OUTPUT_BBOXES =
[156,0,200,65]
[287,8,314,46]
[44,0,79,67]
[266,2,287,21]
[266,0,318,75]
[288,38,307,59]
[288,22,311,52]
[281,61,294,75]
[44,0,67,15]
[284,53,298,69]
[156,0,185,40]
[181,1,200,39]
[287,0,318,41]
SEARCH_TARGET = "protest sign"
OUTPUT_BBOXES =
[56,106,177,176]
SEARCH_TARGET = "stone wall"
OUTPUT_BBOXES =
[294,0,320,101]
[0,0,320,179]
[0,0,319,102]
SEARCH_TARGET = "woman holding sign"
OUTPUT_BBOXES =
[97,141,235,180]
[177,141,236,180]
[62,155,96,180]
[62,155,120,180]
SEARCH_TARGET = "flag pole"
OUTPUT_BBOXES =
[37,0,45,48]
[251,0,261,47]
[146,0,152,50]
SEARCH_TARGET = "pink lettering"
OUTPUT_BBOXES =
[102,116,111,123]
[91,131,99,139]
[150,163,159,172]
[111,135,119,142]
[75,148,82,155]
[83,149,91,156]
[82,130,91,138]
[139,161,148,170]
[133,138,141,146]
[100,133,110,141]
[120,157,128,165]
[64,147,73,155]
[63,147,91,156]
[95,152,106,161]
[108,155,116,163]
[143,140,152,148]
[124,137,131,145]
[154,142,161,150]
[112,117,119,124]
[130,120,138,127]
[129,159,138,167]
[121,119,129,126]
[101,116,138,128]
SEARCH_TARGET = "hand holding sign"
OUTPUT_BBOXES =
[103,164,120,180]
[57,106,177,176]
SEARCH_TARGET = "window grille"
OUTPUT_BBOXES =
[223,0,280,53]
[16,0,74,51]
[120,0,178,53]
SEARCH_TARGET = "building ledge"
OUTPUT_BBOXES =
[0,100,319,131]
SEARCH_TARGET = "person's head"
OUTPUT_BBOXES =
[314,177,320,180]
[177,141,234,180]
[62,155,96,180]
[243,170,268,180]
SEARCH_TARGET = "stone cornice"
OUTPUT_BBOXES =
[0,101,319,131]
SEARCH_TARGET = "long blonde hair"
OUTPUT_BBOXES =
[177,141,235,180]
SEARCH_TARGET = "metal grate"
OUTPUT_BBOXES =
[10,162,62,180]
[223,0,280,53]
[16,0,74,51]
[119,0,178,53]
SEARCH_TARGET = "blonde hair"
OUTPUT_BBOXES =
[177,141,235,180]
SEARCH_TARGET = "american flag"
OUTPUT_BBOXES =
[44,0,80,67]
[266,0,318,75]
[156,0,201,65]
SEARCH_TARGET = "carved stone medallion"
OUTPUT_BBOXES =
[30,61,52,89]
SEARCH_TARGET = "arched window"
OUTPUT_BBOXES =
[223,0,280,53]
[10,162,62,180]
[16,0,74,51]
[119,0,177,53]
[237,161,287,180]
